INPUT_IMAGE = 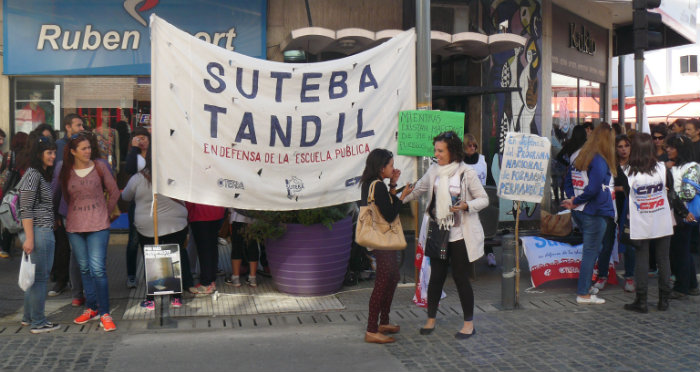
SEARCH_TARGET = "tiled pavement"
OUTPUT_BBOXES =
[0,233,698,371]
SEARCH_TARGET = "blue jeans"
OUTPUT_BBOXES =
[595,219,617,279]
[23,227,55,327]
[572,211,609,296]
[68,230,110,315]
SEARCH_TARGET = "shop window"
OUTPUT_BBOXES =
[11,76,149,148]
[680,55,698,75]
[552,72,605,144]
[12,78,60,134]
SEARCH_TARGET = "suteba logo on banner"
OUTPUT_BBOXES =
[285,177,304,201]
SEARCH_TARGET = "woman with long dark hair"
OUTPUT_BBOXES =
[665,134,700,298]
[402,131,488,339]
[359,149,413,344]
[18,136,60,333]
[623,133,674,312]
[613,135,635,292]
[59,132,120,331]
[562,124,616,304]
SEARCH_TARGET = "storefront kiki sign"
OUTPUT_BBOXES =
[569,23,596,55]
[3,0,266,75]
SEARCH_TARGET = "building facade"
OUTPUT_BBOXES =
[1,0,692,222]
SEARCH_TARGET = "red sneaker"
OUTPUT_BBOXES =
[99,314,116,332]
[71,297,85,307]
[73,308,99,324]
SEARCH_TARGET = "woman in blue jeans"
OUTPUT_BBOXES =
[58,132,120,331]
[593,134,634,292]
[563,123,616,305]
[19,136,59,333]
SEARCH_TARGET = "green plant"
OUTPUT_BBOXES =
[241,203,353,243]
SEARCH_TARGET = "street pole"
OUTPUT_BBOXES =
[634,50,644,131]
[618,55,625,129]
[415,0,431,288]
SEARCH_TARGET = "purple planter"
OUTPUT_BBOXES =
[266,216,352,296]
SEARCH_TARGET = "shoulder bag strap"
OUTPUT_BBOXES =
[367,180,381,204]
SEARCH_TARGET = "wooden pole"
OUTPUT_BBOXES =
[414,203,419,290]
[153,194,159,245]
[514,201,521,306]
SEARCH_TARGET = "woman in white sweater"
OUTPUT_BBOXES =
[402,131,489,339]
[121,157,193,309]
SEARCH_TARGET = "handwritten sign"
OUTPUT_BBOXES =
[497,132,551,203]
[397,110,464,157]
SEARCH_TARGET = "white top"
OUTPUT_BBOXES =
[74,165,95,178]
[121,173,188,237]
[229,208,252,223]
[434,173,464,242]
[626,162,674,240]
[466,154,487,186]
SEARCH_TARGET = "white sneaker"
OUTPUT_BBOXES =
[589,286,599,295]
[577,295,605,304]
[487,253,497,267]
[593,278,607,290]
[624,278,635,293]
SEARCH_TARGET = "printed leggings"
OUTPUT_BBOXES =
[366,250,400,333]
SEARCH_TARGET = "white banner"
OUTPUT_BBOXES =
[497,133,551,203]
[150,15,416,210]
[521,236,617,287]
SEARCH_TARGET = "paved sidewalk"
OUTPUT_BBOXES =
[0,233,698,371]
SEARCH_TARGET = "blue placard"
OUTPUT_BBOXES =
[3,0,267,75]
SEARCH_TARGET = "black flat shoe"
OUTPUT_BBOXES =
[455,328,476,339]
[419,327,435,335]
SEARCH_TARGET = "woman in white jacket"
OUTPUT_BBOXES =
[402,131,489,339]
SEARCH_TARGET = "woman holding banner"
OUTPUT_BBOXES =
[402,131,488,339]
[59,132,120,332]
[623,133,674,313]
[359,149,413,344]
[562,124,616,305]
[121,154,193,309]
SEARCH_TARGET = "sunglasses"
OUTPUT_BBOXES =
[653,136,665,141]
[70,130,94,140]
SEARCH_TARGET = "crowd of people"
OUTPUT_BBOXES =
[2,115,698,338]
[0,114,261,334]
[558,119,700,309]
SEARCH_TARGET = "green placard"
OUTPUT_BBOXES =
[397,110,465,157]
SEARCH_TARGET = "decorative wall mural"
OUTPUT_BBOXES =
[482,0,543,221]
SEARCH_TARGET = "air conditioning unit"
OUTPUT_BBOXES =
[680,55,698,75]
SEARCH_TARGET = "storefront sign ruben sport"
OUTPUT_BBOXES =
[2,0,266,75]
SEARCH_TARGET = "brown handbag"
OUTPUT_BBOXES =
[355,180,407,251]
[540,210,572,237]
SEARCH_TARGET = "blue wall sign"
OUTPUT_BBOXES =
[3,0,267,75]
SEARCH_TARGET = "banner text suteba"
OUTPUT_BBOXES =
[201,62,379,146]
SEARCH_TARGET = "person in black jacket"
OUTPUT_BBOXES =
[359,149,413,344]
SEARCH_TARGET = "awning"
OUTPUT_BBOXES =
[281,27,526,58]
[612,101,700,123]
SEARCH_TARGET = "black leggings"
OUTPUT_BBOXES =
[427,239,474,321]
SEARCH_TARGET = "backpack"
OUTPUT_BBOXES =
[0,188,23,234]
[0,172,40,234]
